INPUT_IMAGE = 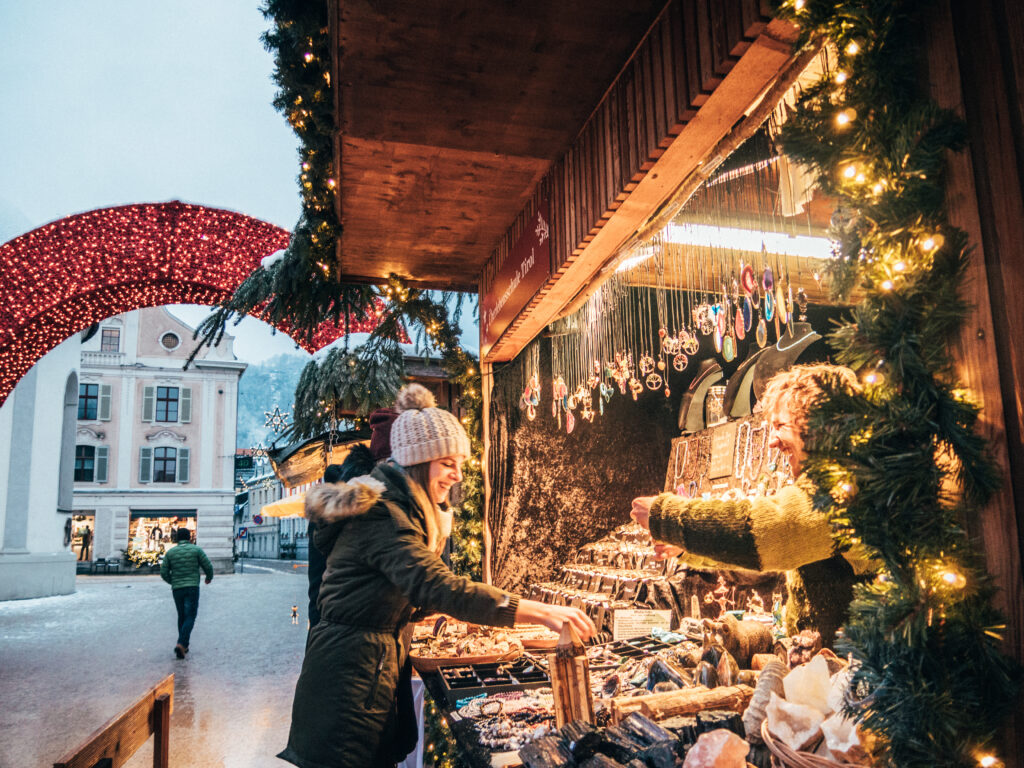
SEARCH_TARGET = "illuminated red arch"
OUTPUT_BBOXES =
[0,201,400,407]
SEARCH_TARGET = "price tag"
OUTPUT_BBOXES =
[611,609,673,641]
[708,421,739,479]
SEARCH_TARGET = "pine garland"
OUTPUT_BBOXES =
[770,1,1020,765]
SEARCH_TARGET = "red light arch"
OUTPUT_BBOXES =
[0,201,398,407]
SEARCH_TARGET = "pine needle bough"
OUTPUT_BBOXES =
[771,1,1019,765]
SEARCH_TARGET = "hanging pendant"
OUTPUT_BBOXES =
[672,353,688,371]
[645,373,663,390]
[683,333,699,355]
[756,318,768,348]
[763,266,774,291]
[716,306,727,336]
[735,308,746,341]
[714,329,724,354]
[797,287,809,321]
[740,263,756,295]
[629,377,644,400]
[639,354,656,375]
[776,284,788,326]
[723,334,736,362]
[743,296,753,331]
[764,290,775,321]
[566,410,575,434]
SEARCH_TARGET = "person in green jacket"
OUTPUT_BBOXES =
[279,384,596,768]
[159,527,214,659]
[631,363,873,645]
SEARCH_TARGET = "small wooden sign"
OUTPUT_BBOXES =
[611,609,673,640]
[708,421,739,479]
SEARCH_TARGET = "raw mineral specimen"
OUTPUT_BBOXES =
[765,691,824,752]
[564,719,603,762]
[519,734,575,768]
[782,655,831,714]
[658,715,699,746]
[696,709,744,737]
[580,754,626,768]
[647,658,690,691]
[821,712,867,762]
[681,728,749,767]
[618,712,677,746]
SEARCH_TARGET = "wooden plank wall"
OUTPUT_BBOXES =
[480,0,771,301]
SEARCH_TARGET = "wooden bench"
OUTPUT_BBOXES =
[53,674,174,768]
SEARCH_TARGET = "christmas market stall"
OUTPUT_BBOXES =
[203,1,1023,766]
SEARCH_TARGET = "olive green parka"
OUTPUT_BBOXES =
[279,461,519,768]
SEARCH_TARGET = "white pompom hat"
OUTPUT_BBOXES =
[389,383,471,466]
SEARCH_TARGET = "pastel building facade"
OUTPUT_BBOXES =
[72,307,245,573]
[0,336,81,600]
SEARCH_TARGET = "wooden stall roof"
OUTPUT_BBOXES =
[329,0,666,290]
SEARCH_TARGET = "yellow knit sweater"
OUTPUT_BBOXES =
[650,478,873,640]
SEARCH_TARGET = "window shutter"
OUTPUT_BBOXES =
[95,446,109,483]
[98,385,112,421]
[180,388,192,423]
[142,386,155,422]
[177,447,190,483]
[139,447,152,483]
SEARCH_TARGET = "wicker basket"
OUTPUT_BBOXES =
[760,721,861,768]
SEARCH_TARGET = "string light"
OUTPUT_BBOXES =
[881,279,894,291]
[846,40,860,55]
[0,203,407,407]
[843,165,858,179]
[835,108,857,127]
[835,71,848,84]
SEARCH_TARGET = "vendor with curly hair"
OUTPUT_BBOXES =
[631,363,874,644]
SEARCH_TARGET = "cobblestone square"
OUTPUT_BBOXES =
[0,565,311,767]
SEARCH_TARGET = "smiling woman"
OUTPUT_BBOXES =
[279,383,597,768]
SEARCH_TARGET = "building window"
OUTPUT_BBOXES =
[155,387,179,422]
[153,447,177,482]
[100,328,120,352]
[78,383,98,420]
[74,445,95,481]
[160,332,180,350]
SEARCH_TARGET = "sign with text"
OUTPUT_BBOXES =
[480,201,551,355]
[612,609,673,641]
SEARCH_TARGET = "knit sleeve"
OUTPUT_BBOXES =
[361,517,519,627]
[648,484,836,572]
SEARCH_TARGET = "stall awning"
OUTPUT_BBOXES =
[260,495,306,519]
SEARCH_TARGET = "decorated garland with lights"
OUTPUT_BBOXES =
[769,1,1020,766]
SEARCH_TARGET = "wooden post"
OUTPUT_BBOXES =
[547,622,595,728]
[924,3,1024,765]
[153,694,170,768]
[481,360,493,584]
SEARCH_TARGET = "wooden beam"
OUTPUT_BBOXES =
[925,3,1024,765]
[53,675,174,768]
[484,20,802,362]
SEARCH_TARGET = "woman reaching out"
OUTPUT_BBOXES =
[279,383,595,768]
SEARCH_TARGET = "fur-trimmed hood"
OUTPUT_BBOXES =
[305,476,387,527]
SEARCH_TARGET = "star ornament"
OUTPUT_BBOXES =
[264,405,291,434]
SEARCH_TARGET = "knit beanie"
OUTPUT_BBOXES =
[390,384,471,467]
[368,407,398,460]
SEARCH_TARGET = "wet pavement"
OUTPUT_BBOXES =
[0,568,312,767]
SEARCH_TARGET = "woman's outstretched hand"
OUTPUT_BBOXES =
[515,598,597,641]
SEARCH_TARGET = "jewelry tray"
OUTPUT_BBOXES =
[438,658,550,706]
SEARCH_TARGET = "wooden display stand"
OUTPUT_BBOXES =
[546,623,595,728]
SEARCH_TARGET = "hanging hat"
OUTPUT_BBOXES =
[368,407,398,460]
[390,384,471,466]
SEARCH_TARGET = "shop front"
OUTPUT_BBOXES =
[126,510,196,568]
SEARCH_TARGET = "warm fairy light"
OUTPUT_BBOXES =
[843,165,857,179]
[941,569,967,589]
[794,0,806,8]
[894,261,906,272]
[872,181,885,194]
[979,756,1000,768]
[881,280,894,291]
[835,71,848,84]
[836,108,857,127]
[921,233,944,251]
[303,52,314,63]
[301,162,310,171]
[846,41,860,55]
[864,372,879,385]
[841,483,853,494]
[326,178,337,189]
[855,173,866,183]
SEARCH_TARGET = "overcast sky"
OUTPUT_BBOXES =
[0,1,478,362]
